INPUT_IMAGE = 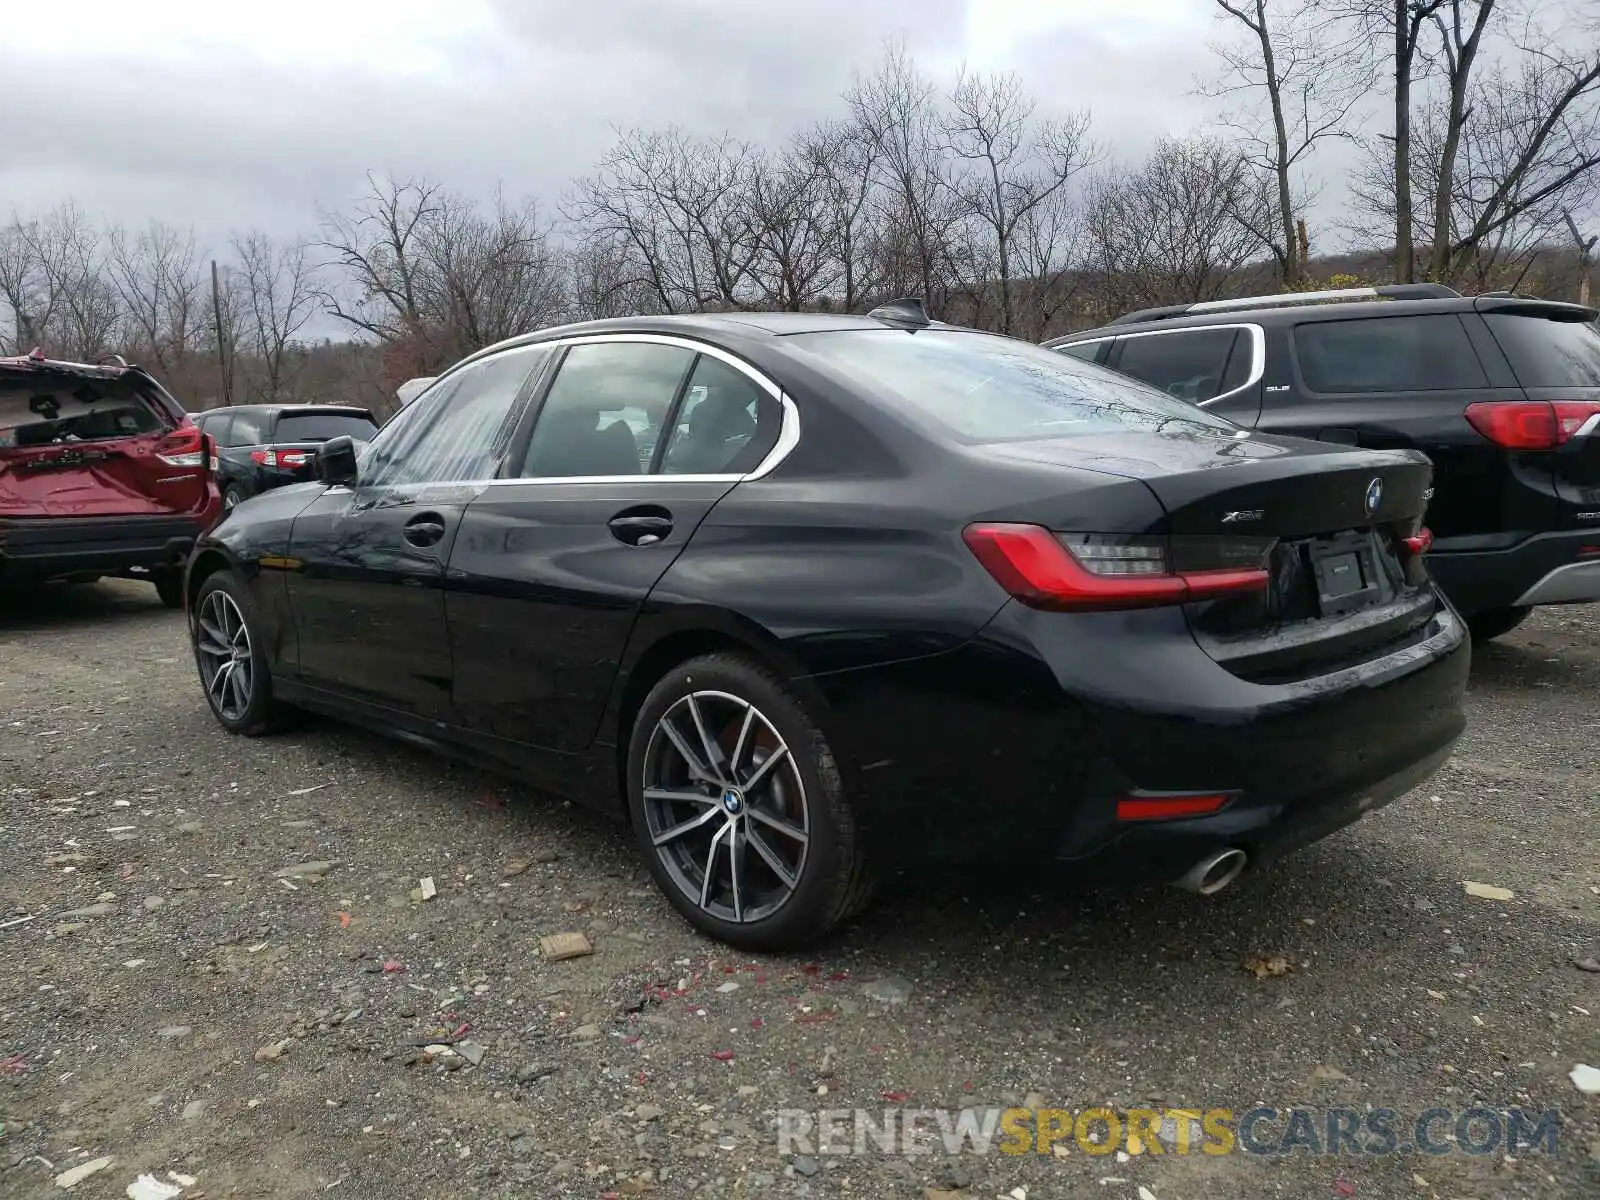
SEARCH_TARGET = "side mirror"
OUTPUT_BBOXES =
[316,436,359,486]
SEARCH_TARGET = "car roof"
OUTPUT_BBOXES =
[452,310,987,371]
[1048,291,1597,344]
[199,403,374,415]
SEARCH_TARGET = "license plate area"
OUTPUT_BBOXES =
[1306,531,1383,618]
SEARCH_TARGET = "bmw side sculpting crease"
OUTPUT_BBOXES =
[185,304,1470,949]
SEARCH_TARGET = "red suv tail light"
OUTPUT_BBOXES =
[1465,400,1600,449]
[962,523,1273,611]
[155,426,207,468]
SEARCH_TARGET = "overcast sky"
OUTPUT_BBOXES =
[6,0,1235,249]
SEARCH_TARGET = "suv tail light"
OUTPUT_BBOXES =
[155,426,207,468]
[962,524,1274,611]
[251,447,312,468]
[1464,400,1600,449]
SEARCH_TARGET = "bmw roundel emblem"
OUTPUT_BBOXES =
[1364,477,1383,515]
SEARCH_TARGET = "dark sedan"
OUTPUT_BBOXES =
[182,302,1470,949]
[192,403,379,511]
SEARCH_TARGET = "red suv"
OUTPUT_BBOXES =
[0,350,222,607]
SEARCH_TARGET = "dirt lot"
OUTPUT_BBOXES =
[1,581,1597,1200]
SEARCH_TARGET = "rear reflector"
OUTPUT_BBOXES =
[1465,400,1600,449]
[155,426,206,468]
[962,523,1272,611]
[1115,793,1232,821]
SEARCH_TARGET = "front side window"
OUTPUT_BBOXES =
[1294,314,1488,393]
[660,354,781,475]
[1114,329,1241,403]
[519,342,694,478]
[791,328,1239,444]
[366,347,548,487]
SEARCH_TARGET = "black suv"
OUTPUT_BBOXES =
[1045,284,1600,640]
[193,404,378,511]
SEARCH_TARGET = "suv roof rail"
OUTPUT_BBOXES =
[1106,282,1462,326]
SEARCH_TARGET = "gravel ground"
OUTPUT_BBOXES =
[1,580,1597,1200]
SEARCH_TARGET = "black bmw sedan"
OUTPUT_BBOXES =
[183,302,1470,949]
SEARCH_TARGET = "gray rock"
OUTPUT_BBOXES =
[59,903,114,919]
[273,861,335,879]
[455,1040,485,1065]
[181,1099,206,1121]
[793,1155,820,1177]
[142,896,165,911]
[861,976,913,1004]
[157,1026,193,1040]
[572,1023,602,1040]
[176,822,203,835]
[517,1063,557,1082]
[636,1104,664,1121]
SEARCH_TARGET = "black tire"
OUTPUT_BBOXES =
[190,569,293,736]
[625,652,873,950]
[223,484,248,512]
[152,569,184,609]
[1466,606,1531,642]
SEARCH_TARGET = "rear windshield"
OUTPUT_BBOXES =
[274,412,378,443]
[1482,312,1600,388]
[789,328,1238,443]
[0,376,168,449]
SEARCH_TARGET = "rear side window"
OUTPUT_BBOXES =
[1294,315,1487,392]
[791,328,1238,443]
[1482,312,1600,387]
[226,410,267,446]
[274,412,379,443]
[1055,340,1106,364]
[660,354,781,475]
[1114,329,1241,403]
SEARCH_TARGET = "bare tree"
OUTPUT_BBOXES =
[1203,0,1368,287]
[845,42,962,313]
[232,231,319,403]
[943,69,1096,333]
[107,221,204,376]
[22,204,122,360]
[0,218,54,352]
[566,128,760,312]
[1335,0,1450,280]
[1083,136,1275,315]
[318,174,441,348]
[320,175,566,375]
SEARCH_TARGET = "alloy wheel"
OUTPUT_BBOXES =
[195,590,254,721]
[641,689,810,924]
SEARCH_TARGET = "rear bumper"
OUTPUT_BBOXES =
[0,513,207,583]
[1426,529,1600,612]
[810,598,1469,879]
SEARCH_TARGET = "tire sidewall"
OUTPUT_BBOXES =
[625,655,850,949]
[191,571,275,734]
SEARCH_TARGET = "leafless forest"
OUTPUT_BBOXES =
[3,0,1598,414]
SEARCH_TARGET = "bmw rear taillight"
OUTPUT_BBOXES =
[156,426,206,468]
[962,524,1275,611]
[1465,400,1600,449]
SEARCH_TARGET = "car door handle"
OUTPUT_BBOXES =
[608,508,674,547]
[402,513,447,547]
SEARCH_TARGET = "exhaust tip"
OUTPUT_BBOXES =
[1174,847,1249,896]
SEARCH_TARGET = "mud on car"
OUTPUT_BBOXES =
[0,350,221,606]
